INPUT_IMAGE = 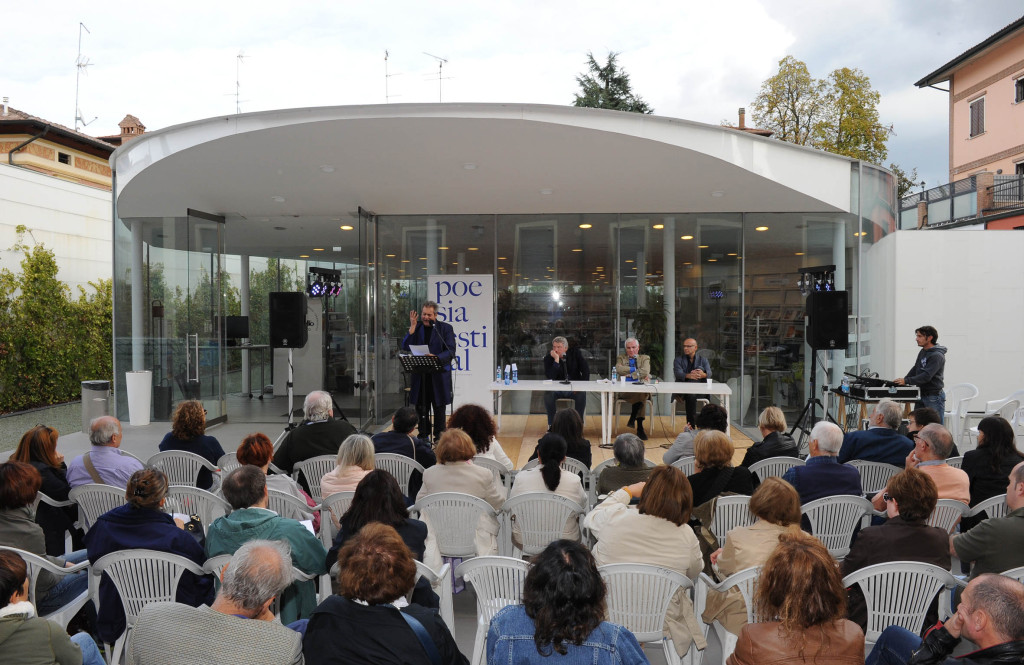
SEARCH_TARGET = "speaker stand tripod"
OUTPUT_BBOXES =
[273,348,298,451]
[789,349,839,453]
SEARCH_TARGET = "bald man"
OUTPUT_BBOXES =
[672,338,712,430]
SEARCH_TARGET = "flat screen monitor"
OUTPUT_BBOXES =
[224,315,249,339]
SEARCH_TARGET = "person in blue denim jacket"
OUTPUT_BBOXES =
[486,540,649,664]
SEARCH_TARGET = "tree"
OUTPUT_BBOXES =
[888,162,922,200]
[573,51,653,114]
[751,56,891,164]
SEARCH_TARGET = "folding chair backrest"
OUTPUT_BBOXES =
[967,494,1008,521]
[599,563,692,644]
[671,456,696,476]
[926,499,969,534]
[455,556,529,665]
[164,486,231,532]
[147,451,217,487]
[710,495,754,546]
[267,489,317,522]
[747,456,804,482]
[501,492,584,556]
[845,460,902,495]
[801,495,873,559]
[375,453,425,496]
[293,455,337,502]
[319,491,356,549]
[217,452,240,476]
[412,492,497,559]
[69,483,128,532]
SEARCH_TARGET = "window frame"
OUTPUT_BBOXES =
[968,96,985,137]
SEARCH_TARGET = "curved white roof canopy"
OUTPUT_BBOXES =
[112,103,857,258]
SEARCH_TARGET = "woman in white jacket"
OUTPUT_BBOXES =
[583,464,705,658]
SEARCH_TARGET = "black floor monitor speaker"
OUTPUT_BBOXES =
[806,291,848,350]
[269,292,308,348]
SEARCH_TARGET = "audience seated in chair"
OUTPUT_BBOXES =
[838,399,914,467]
[951,460,1024,581]
[127,540,303,665]
[688,430,754,507]
[237,433,319,532]
[528,408,592,470]
[960,416,1024,532]
[740,407,798,469]
[206,466,326,624]
[67,417,144,489]
[783,421,862,504]
[509,434,587,548]
[372,407,437,498]
[447,403,515,470]
[272,391,357,481]
[0,549,104,665]
[487,540,647,665]
[10,425,83,556]
[871,424,969,512]
[304,523,467,665]
[595,433,653,497]
[319,434,375,499]
[157,400,225,490]
[663,403,729,465]
[866,574,1024,665]
[585,464,705,656]
[728,531,864,665]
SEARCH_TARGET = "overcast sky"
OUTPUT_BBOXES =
[3,0,1022,191]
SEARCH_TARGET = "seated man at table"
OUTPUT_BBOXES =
[543,336,590,428]
[616,337,651,440]
[672,338,711,430]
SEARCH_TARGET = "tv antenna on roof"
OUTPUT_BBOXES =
[234,51,250,114]
[422,52,450,102]
[384,50,402,104]
[74,22,97,131]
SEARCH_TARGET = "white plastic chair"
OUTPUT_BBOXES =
[0,546,90,629]
[927,499,969,534]
[747,456,804,482]
[292,455,337,502]
[33,491,78,555]
[614,396,654,430]
[967,399,1020,450]
[217,452,241,476]
[710,495,754,546]
[267,489,320,523]
[696,566,762,662]
[411,492,500,560]
[669,397,710,430]
[318,491,356,549]
[600,563,697,665]
[967,494,1008,522]
[472,456,513,497]
[945,456,964,469]
[413,560,454,633]
[90,549,209,665]
[375,453,426,496]
[845,460,902,495]
[943,383,978,446]
[501,492,585,557]
[455,556,529,665]
[800,495,874,559]
[841,561,959,646]
[69,483,128,532]
[671,456,696,477]
[1001,565,1024,583]
[588,458,655,506]
[164,486,231,533]
[520,457,592,509]
[147,450,220,488]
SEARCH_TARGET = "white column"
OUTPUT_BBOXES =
[831,221,847,383]
[130,219,144,370]
[240,254,250,395]
[663,217,676,379]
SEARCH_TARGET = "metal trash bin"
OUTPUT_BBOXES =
[81,380,111,433]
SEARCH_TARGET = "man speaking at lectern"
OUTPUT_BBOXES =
[402,300,456,442]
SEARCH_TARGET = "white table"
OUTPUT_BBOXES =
[490,379,732,445]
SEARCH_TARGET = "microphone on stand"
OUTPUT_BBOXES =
[559,352,571,385]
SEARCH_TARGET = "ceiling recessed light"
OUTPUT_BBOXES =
[419,257,427,260]
[340,225,353,231]
[319,165,335,173]
[438,246,449,250]
[625,259,634,263]
[468,247,478,251]
[708,258,718,262]
[795,252,805,256]
[684,261,692,265]
[579,224,592,229]
[653,224,664,230]
[402,259,410,263]
[571,248,582,252]
[681,235,694,240]
[755,226,769,231]
[299,254,309,258]
[313,248,324,252]
[271,195,285,203]
[727,253,737,256]
[386,254,396,258]
[498,256,507,260]
[699,245,709,249]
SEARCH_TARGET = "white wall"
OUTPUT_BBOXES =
[862,230,1024,406]
[0,163,111,293]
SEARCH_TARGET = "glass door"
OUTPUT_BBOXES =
[186,210,226,424]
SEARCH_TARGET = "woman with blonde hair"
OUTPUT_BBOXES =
[688,429,754,506]
[740,406,798,468]
[158,399,225,489]
[703,477,803,643]
[416,428,504,555]
[584,464,706,657]
[728,531,863,665]
[320,434,375,499]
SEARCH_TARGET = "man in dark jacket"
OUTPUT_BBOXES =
[273,390,357,477]
[894,325,947,415]
[371,406,436,498]
[672,338,712,430]
[838,399,914,467]
[542,336,590,427]
[865,574,1024,664]
[783,421,862,504]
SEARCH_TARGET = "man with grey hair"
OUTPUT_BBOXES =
[273,389,356,476]
[615,337,652,440]
[596,433,653,495]
[126,540,303,665]
[543,335,590,427]
[67,416,143,488]
[866,573,1024,664]
[782,421,862,503]
[870,422,969,511]
[837,399,914,467]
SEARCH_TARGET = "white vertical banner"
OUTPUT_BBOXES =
[428,274,494,414]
